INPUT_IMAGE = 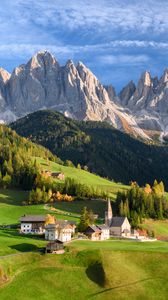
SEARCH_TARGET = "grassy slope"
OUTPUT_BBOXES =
[0,242,168,300]
[142,219,168,240]
[0,189,168,299]
[0,189,79,225]
[36,157,128,199]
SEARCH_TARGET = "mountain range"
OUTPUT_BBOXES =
[0,50,168,142]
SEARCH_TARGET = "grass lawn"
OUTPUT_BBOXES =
[142,219,168,240]
[36,157,129,199]
[54,199,107,218]
[0,186,168,300]
[69,239,168,253]
[0,240,168,300]
[0,189,79,225]
[0,229,46,256]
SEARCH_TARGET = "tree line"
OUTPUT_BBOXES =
[116,181,168,227]
[28,176,109,204]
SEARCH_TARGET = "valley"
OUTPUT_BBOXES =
[11,110,168,188]
[0,1,168,299]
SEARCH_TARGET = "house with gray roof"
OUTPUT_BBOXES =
[20,215,46,234]
[85,224,110,241]
[105,200,131,237]
[45,220,76,242]
[20,215,76,241]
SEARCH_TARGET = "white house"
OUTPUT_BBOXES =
[97,224,110,240]
[20,215,46,234]
[85,225,110,241]
[45,220,76,242]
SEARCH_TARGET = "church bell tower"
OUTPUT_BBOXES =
[105,199,113,226]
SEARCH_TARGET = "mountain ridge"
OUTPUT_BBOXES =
[0,50,168,141]
[10,109,168,189]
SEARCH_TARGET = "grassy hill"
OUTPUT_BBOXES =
[0,188,168,299]
[36,157,128,199]
[0,189,79,226]
[142,219,168,240]
[11,109,168,188]
[0,241,168,300]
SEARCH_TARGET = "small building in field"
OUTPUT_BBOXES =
[45,240,64,253]
[41,170,65,180]
[20,215,46,234]
[51,172,65,180]
[85,225,101,241]
[85,224,110,241]
[105,200,131,237]
[97,224,110,240]
[45,220,76,242]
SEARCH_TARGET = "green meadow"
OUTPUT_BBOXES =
[0,239,168,300]
[0,187,168,299]
[36,157,128,199]
[0,189,79,225]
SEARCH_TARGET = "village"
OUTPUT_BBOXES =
[19,199,156,254]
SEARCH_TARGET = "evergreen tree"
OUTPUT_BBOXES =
[78,207,90,232]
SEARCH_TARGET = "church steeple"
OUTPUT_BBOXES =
[105,199,113,226]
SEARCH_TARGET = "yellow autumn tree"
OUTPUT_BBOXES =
[144,183,152,194]
[56,191,63,201]
[45,214,56,225]
[63,194,74,202]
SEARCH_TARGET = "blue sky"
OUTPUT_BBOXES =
[0,0,168,91]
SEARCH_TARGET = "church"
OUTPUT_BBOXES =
[105,199,131,237]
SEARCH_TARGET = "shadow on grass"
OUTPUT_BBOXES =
[86,261,106,287]
[0,189,28,206]
[88,277,162,297]
[2,229,45,240]
[9,243,41,252]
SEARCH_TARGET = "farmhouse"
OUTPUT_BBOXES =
[45,220,76,242]
[20,215,46,234]
[45,240,64,253]
[105,200,131,237]
[85,225,110,241]
[51,172,65,180]
[41,170,65,180]
[97,224,110,240]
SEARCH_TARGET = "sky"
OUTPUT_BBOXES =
[0,0,168,91]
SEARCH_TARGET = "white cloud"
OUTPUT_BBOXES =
[99,54,149,65]
[0,40,167,60]
[15,0,168,34]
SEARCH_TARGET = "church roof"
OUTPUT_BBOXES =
[111,217,127,227]
[97,224,109,230]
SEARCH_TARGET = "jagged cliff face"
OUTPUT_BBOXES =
[0,50,168,141]
[118,69,168,140]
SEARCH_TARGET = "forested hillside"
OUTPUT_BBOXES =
[0,125,60,190]
[11,110,168,188]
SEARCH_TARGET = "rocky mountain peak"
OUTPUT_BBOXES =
[28,50,59,70]
[142,71,152,87]
[0,68,11,83]
[1,50,168,141]
[104,85,116,101]
[160,69,168,84]
[119,80,136,106]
